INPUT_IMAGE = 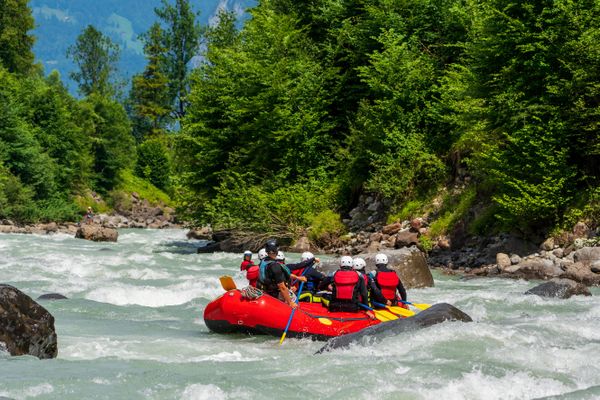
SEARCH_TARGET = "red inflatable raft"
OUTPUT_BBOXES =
[204,289,383,340]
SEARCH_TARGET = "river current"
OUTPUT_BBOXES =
[0,229,599,400]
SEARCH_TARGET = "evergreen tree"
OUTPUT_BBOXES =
[130,23,171,140]
[154,0,203,119]
[0,0,35,75]
[67,25,120,97]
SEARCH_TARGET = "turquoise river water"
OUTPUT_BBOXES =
[1,229,599,399]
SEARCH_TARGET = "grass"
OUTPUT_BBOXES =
[115,169,172,207]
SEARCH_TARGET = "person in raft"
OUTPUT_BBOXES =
[352,257,370,305]
[288,252,325,295]
[319,256,373,316]
[258,240,307,309]
[241,250,260,288]
[369,253,408,307]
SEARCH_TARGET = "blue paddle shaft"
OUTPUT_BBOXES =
[281,281,305,340]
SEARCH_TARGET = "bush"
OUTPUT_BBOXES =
[308,210,346,246]
[135,139,171,191]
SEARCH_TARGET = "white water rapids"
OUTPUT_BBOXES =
[0,229,599,399]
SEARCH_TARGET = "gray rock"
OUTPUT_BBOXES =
[395,230,419,248]
[525,278,591,299]
[510,254,522,265]
[573,247,600,263]
[552,248,564,259]
[316,303,471,353]
[37,293,68,301]
[321,248,434,288]
[187,227,213,241]
[289,236,311,253]
[0,285,58,359]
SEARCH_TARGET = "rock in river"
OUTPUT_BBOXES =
[321,247,434,288]
[525,278,591,299]
[75,224,118,242]
[0,284,58,359]
[316,303,472,353]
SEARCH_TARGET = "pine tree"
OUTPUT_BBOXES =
[0,0,35,74]
[130,23,171,139]
[67,25,120,97]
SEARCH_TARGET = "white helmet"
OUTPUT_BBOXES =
[258,248,267,260]
[353,257,366,270]
[375,253,388,265]
[340,256,353,268]
[301,251,314,261]
[276,251,285,262]
[243,250,252,257]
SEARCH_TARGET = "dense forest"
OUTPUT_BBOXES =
[1,0,600,243]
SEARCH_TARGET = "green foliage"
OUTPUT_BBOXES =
[67,25,121,97]
[115,169,172,206]
[129,23,171,140]
[428,187,476,237]
[154,0,203,118]
[135,139,171,191]
[189,171,337,235]
[309,210,346,246]
[83,94,135,191]
[0,0,35,74]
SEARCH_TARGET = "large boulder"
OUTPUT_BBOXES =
[573,247,600,263]
[562,262,600,286]
[0,285,58,359]
[525,278,591,299]
[75,225,118,242]
[321,247,434,288]
[289,236,311,253]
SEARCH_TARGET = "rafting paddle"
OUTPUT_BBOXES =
[372,301,415,317]
[279,281,304,345]
[219,275,237,291]
[358,303,397,322]
[398,299,431,310]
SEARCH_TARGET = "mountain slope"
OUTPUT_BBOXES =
[30,0,254,92]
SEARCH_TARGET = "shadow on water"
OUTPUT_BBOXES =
[153,240,210,255]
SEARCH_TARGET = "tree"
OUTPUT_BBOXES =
[130,23,171,140]
[154,0,203,119]
[82,94,135,191]
[0,0,35,74]
[67,25,120,97]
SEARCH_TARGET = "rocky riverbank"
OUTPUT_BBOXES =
[0,192,181,236]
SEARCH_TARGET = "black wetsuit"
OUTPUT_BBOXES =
[289,258,325,293]
[260,257,291,298]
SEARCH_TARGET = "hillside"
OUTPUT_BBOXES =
[30,0,255,92]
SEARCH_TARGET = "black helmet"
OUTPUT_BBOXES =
[265,239,278,253]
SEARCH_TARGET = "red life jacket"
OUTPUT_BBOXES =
[333,270,360,301]
[376,271,400,301]
[246,265,259,287]
[240,260,254,271]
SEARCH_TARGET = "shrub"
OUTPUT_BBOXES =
[309,210,346,246]
[135,139,171,191]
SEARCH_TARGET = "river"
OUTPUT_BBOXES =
[0,229,599,399]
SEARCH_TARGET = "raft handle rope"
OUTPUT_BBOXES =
[241,286,263,300]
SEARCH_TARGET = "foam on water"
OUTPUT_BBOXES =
[1,229,600,399]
